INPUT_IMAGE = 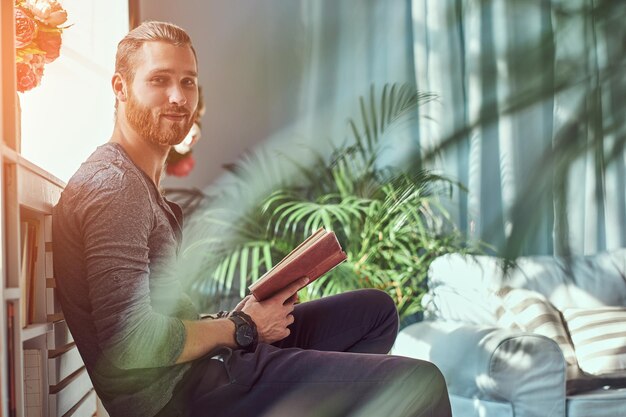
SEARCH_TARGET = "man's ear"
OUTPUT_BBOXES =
[112,73,128,102]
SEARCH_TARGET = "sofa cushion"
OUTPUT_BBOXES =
[562,307,626,377]
[567,387,626,417]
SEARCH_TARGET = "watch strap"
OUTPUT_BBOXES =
[228,313,258,352]
[232,310,256,328]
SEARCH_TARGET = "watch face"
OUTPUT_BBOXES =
[236,324,254,347]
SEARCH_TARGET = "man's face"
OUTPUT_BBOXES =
[124,41,199,147]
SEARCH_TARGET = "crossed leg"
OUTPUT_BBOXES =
[190,290,452,417]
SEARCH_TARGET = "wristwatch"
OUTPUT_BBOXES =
[228,311,258,352]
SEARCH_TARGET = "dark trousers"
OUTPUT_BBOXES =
[186,289,452,417]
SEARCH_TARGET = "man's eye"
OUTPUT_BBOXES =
[151,77,166,84]
[183,78,196,87]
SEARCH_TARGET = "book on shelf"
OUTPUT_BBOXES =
[23,349,43,417]
[20,219,40,328]
[47,320,74,351]
[248,228,347,301]
[49,368,93,417]
[20,221,29,328]
[48,343,83,386]
[7,303,17,417]
[46,282,62,317]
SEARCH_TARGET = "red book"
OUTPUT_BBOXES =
[249,228,347,301]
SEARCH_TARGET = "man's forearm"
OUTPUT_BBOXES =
[175,318,237,364]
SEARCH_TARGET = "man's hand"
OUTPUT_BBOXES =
[233,295,252,312]
[240,277,308,344]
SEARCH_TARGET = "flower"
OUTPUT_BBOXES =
[174,122,201,155]
[16,53,45,92]
[22,0,67,27]
[14,0,68,93]
[16,61,38,92]
[36,28,61,63]
[15,7,38,48]
[165,125,200,177]
[165,86,205,177]
[166,154,196,177]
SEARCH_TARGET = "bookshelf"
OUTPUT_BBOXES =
[1,1,98,417]
[1,151,97,417]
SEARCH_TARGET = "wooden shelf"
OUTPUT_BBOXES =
[3,146,65,214]
[1,131,91,417]
[1,142,18,163]
[16,152,65,189]
[2,144,64,187]
[21,322,52,341]
[17,160,65,213]
[3,287,21,300]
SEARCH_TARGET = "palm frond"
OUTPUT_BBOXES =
[184,83,479,320]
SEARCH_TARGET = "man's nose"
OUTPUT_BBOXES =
[169,84,187,106]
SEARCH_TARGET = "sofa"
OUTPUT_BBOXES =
[392,250,626,417]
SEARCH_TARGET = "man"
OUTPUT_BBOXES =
[52,21,452,417]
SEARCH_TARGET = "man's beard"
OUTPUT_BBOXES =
[126,91,193,146]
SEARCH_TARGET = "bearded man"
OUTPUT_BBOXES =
[52,21,452,417]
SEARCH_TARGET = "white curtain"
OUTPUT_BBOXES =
[412,0,626,255]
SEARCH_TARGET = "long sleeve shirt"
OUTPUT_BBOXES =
[52,143,199,417]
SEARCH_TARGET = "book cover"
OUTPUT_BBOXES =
[47,321,74,351]
[20,219,40,327]
[248,228,347,301]
[23,349,43,417]
[20,222,29,328]
[26,220,40,325]
[7,304,17,417]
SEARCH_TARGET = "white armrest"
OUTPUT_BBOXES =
[392,321,567,417]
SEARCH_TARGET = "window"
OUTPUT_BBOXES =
[18,0,129,182]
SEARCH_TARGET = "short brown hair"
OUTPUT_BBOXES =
[115,21,197,83]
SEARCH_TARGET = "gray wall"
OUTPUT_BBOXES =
[139,0,306,190]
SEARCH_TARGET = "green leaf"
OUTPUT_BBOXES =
[184,83,483,320]
[239,247,249,298]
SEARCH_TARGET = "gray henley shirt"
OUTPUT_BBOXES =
[52,143,200,417]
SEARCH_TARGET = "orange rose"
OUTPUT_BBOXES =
[36,29,62,63]
[15,7,38,49]
[23,0,67,27]
[16,53,45,92]
[29,54,45,79]
[16,61,39,92]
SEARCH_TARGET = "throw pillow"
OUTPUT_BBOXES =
[493,288,622,393]
[562,306,626,377]
[495,287,580,380]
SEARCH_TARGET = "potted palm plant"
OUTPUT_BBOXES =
[182,84,481,323]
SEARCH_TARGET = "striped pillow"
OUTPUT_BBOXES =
[562,307,626,377]
[495,288,580,381]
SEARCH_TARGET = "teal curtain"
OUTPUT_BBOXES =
[186,0,626,296]
[292,0,417,145]
[196,0,423,216]
[260,0,420,169]
[411,0,626,255]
